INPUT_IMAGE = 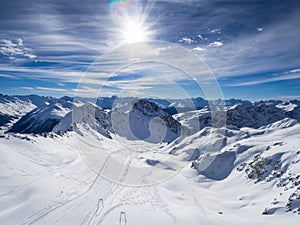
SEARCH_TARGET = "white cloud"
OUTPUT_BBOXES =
[23,53,37,59]
[257,27,264,32]
[17,38,23,46]
[210,28,221,34]
[197,34,207,40]
[193,47,205,51]
[290,68,300,73]
[0,38,37,60]
[179,37,194,44]
[207,41,223,47]
[0,73,17,79]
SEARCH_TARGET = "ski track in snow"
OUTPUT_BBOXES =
[24,154,113,225]
[1,97,300,225]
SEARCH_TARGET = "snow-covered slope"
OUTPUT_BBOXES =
[0,94,55,117]
[1,94,300,225]
[286,101,300,122]
[9,100,75,134]
[0,94,57,131]
[193,119,300,215]
[53,103,112,138]
[1,117,300,225]
[112,99,181,143]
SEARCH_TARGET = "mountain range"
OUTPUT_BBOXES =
[0,93,300,225]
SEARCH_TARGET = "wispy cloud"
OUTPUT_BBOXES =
[207,41,223,47]
[0,38,36,60]
[36,87,69,92]
[0,73,17,79]
[20,87,34,91]
[227,69,300,87]
[193,47,205,51]
[278,95,300,100]
[179,37,194,44]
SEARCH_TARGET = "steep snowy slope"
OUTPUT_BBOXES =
[0,94,55,117]
[195,119,300,216]
[9,100,75,134]
[0,113,13,127]
[173,107,211,133]
[112,99,181,143]
[285,100,300,122]
[53,103,112,138]
[0,94,57,131]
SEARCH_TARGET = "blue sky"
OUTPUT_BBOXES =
[0,0,299,100]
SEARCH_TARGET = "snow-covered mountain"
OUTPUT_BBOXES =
[0,94,56,130]
[1,94,300,225]
[7,97,181,143]
[9,99,75,134]
[94,96,250,114]
[0,94,55,116]
[175,100,300,131]
[126,99,181,143]
[53,103,112,138]
[3,94,300,138]
[226,101,287,128]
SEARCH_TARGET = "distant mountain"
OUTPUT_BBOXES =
[176,100,300,131]
[8,97,181,143]
[226,101,286,128]
[9,99,75,134]
[96,96,117,109]
[153,97,251,115]
[94,96,251,113]
[0,94,56,129]
[1,93,300,139]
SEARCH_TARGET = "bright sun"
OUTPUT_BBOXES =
[110,0,154,44]
[121,19,149,43]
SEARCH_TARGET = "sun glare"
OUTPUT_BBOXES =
[110,0,155,44]
[121,19,149,43]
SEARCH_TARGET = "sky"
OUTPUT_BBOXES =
[0,0,299,100]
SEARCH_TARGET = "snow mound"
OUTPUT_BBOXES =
[193,151,236,180]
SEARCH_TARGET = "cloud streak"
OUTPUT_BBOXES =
[0,38,36,60]
[227,70,300,87]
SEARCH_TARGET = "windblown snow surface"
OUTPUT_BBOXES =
[1,96,300,225]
